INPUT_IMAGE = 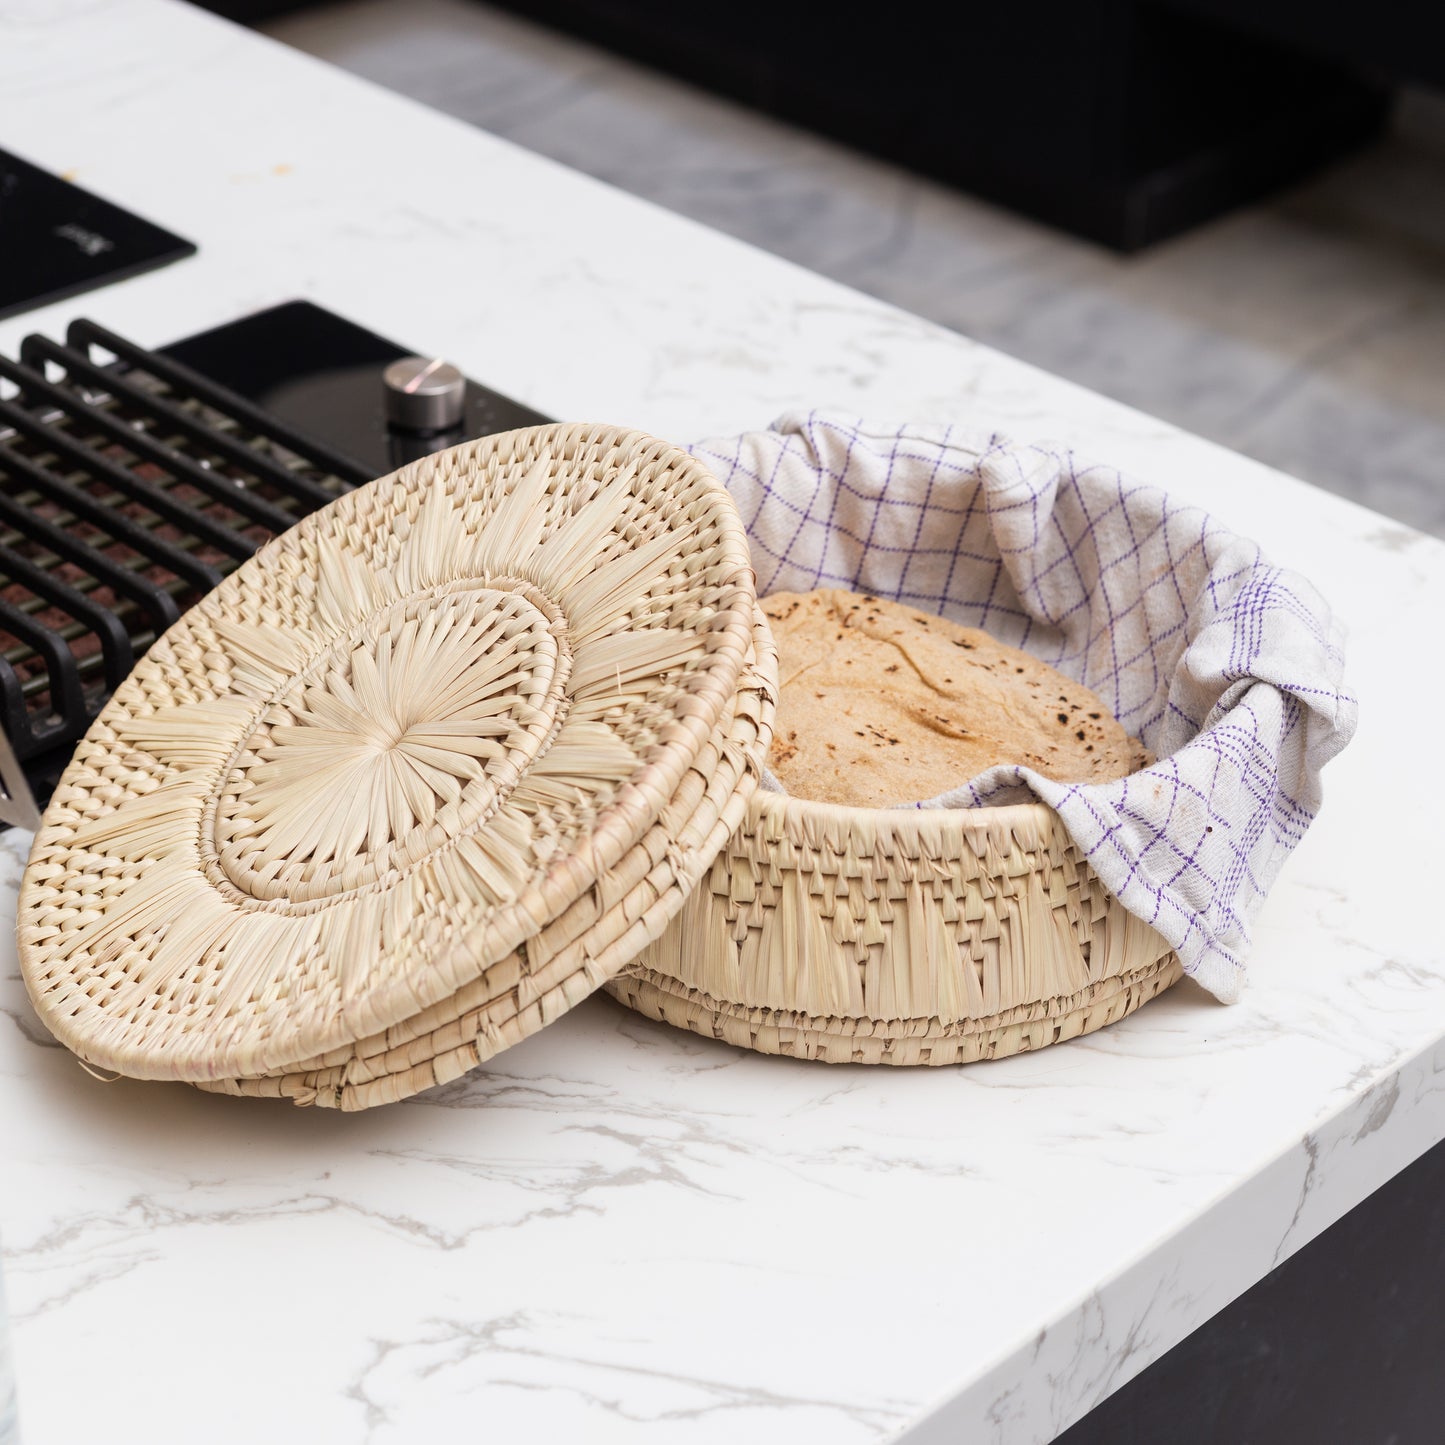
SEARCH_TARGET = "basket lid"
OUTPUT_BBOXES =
[17,424,775,1094]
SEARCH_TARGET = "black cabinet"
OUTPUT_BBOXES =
[489,0,1395,248]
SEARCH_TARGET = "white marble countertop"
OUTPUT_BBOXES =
[2,3,1443,1442]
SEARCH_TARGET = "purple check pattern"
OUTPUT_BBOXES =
[692,412,1358,1002]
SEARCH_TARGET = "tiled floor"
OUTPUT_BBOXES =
[266,0,1445,535]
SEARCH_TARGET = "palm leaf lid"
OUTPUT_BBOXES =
[16,424,777,1107]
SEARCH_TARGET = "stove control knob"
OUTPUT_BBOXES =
[382,356,467,433]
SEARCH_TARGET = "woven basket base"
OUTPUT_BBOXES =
[606,954,1184,1065]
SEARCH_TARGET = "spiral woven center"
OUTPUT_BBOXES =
[212,582,567,902]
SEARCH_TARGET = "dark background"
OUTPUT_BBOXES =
[205,0,1444,248]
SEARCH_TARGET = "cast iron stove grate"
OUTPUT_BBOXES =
[0,305,547,825]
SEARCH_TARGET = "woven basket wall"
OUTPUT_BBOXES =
[609,788,1181,1064]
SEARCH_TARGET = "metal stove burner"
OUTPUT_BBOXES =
[0,301,550,819]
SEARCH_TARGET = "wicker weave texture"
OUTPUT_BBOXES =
[17,425,776,1105]
[608,790,1180,1062]
[17,414,1178,1104]
[203,610,776,1109]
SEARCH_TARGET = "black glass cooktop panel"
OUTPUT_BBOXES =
[161,301,550,477]
[0,148,196,321]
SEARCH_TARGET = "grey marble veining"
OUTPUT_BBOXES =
[267,0,1445,536]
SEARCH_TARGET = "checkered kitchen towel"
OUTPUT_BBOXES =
[692,412,1358,1003]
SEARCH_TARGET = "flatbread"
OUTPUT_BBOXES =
[762,590,1151,807]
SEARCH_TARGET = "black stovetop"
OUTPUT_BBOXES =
[0,148,196,322]
[0,299,551,822]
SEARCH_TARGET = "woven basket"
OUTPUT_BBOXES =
[605,424,1187,1065]
[609,788,1181,1064]
[17,420,1179,1108]
[17,424,776,1109]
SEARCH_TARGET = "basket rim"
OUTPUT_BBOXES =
[750,785,1060,836]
